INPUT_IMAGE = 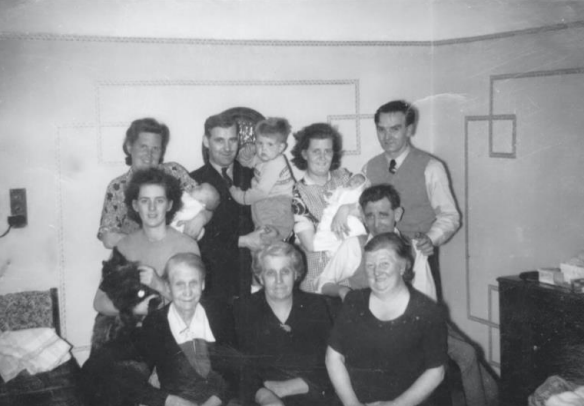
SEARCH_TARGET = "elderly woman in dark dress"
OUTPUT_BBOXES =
[290,123,359,292]
[235,241,334,406]
[326,233,448,406]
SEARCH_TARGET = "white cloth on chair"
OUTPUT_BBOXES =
[0,327,71,382]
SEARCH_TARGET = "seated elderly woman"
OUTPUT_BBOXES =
[235,241,334,406]
[290,123,360,292]
[94,167,200,316]
[84,253,238,406]
[98,117,210,249]
[326,232,448,406]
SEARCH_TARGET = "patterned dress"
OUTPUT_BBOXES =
[97,162,197,240]
[292,168,352,292]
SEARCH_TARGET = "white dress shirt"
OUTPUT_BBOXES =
[167,302,215,345]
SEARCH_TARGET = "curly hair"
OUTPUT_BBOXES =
[290,123,343,171]
[124,168,183,226]
[364,232,414,284]
[123,118,170,166]
[252,241,306,284]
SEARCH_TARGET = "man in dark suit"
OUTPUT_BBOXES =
[190,113,267,301]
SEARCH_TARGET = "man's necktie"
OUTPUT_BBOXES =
[221,167,233,187]
[389,159,397,174]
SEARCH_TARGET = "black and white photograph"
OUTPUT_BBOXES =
[1,1,584,405]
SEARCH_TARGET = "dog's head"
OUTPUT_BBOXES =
[101,248,162,320]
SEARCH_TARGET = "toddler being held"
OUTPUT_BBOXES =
[229,117,295,243]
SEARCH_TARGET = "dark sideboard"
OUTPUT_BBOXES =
[498,276,584,406]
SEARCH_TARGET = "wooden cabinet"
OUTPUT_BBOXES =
[498,276,584,406]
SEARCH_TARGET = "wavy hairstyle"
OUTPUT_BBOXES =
[290,123,343,171]
[252,241,306,284]
[123,118,170,166]
[124,168,183,226]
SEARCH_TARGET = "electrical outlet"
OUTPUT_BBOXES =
[9,188,27,220]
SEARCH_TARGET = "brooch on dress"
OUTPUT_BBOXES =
[280,323,292,333]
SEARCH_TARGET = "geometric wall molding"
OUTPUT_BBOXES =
[466,114,517,159]
[3,21,584,47]
[488,285,500,367]
[55,123,99,340]
[465,66,584,368]
[96,79,360,163]
[490,115,516,159]
[327,113,374,155]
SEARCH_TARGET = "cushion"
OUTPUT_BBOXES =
[0,290,56,332]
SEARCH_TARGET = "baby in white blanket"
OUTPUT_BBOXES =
[313,173,369,253]
[171,183,220,240]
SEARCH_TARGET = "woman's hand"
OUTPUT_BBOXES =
[132,294,159,316]
[255,388,284,406]
[331,204,352,239]
[139,265,165,293]
[264,378,309,398]
[165,394,198,406]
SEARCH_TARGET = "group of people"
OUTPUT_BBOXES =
[81,100,496,406]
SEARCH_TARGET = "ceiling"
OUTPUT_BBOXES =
[1,0,584,42]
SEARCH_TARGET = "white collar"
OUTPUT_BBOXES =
[385,146,410,169]
[167,303,215,345]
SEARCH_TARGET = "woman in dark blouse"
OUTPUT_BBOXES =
[235,241,334,406]
[326,233,448,406]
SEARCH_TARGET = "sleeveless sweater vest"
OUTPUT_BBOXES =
[365,148,435,237]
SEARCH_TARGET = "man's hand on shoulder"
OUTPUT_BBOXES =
[414,233,434,256]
